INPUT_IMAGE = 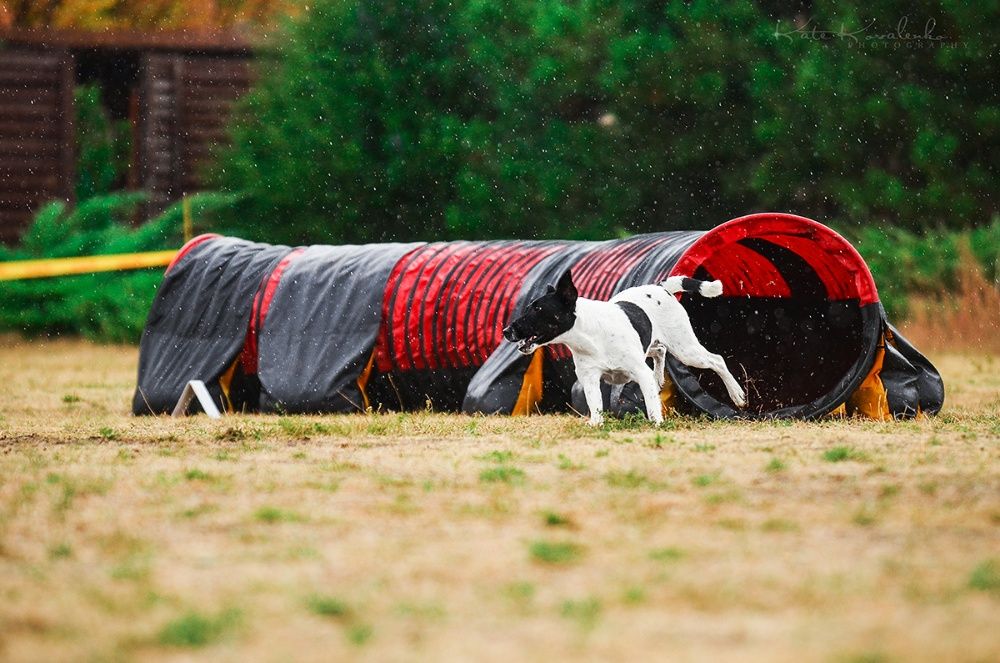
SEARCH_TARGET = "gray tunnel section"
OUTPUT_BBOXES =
[132,237,292,415]
[256,242,421,413]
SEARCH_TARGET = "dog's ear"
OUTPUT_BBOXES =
[555,268,578,303]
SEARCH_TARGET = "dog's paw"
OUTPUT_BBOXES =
[587,415,605,427]
[731,389,748,409]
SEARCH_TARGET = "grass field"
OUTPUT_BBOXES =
[1,337,998,662]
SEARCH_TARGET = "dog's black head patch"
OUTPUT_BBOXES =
[503,268,578,355]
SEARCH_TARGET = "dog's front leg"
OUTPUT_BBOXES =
[579,371,605,427]
[636,368,665,425]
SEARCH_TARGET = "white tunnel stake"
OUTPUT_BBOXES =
[171,380,222,419]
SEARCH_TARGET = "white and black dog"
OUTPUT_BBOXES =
[502,270,746,425]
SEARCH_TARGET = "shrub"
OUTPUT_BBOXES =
[852,216,1000,318]
[74,85,131,201]
[0,192,236,343]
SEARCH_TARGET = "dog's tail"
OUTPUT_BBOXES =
[661,275,724,298]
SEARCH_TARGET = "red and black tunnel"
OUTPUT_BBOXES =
[133,214,942,419]
[660,213,885,419]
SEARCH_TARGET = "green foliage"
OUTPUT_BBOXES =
[0,192,236,343]
[852,216,1000,318]
[213,0,998,245]
[74,85,131,201]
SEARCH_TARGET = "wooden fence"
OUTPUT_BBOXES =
[0,48,75,244]
[0,30,254,244]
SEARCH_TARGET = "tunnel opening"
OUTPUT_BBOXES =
[667,213,882,419]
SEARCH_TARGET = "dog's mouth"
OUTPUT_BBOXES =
[515,335,540,355]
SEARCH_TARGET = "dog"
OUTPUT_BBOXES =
[502,269,747,425]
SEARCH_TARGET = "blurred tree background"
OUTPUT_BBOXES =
[1,0,998,341]
[211,0,998,244]
[0,0,294,30]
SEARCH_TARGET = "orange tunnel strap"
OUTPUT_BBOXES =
[356,351,377,412]
[660,378,680,416]
[512,350,544,416]
[846,335,890,420]
[217,360,238,414]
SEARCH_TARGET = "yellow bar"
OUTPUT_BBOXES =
[182,197,193,242]
[0,250,178,281]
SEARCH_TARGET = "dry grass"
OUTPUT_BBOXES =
[0,336,998,662]
[899,252,1000,354]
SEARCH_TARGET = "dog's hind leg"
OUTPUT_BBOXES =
[668,342,747,408]
[646,341,667,390]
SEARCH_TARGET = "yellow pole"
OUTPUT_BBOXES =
[182,196,193,242]
[0,250,178,281]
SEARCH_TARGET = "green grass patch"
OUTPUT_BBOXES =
[529,540,583,565]
[479,466,525,485]
[543,511,571,527]
[478,450,514,463]
[605,469,655,489]
[823,446,868,463]
[623,586,646,604]
[968,559,1000,593]
[761,518,800,533]
[254,506,304,523]
[649,547,684,562]
[560,597,602,629]
[557,454,584,470]
[852,505,878,526]
[765,457,787,472]
[504,581,536,605]
[692,473,718,487]
[158,609,242,648]
[308,595,350,618]
[347,623,373,646]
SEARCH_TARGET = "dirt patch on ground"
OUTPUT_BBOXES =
[0,337,998,662]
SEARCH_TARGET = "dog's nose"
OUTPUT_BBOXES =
[502,326,515,341]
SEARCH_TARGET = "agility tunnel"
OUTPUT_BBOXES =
[133,213,943,419]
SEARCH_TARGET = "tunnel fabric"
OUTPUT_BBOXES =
[133,215,943,419]
[132,236,292,415]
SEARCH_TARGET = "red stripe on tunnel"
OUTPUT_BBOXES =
[695,242,792,298]
[419,243,478,371]
[241,247,305,374]
[376,242,572,373]
[406,243,461,371]
[669,213,878,304]
[474,243,564,365]
[375,245,427,373]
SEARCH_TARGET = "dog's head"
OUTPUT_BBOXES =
[503,268,578,355]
